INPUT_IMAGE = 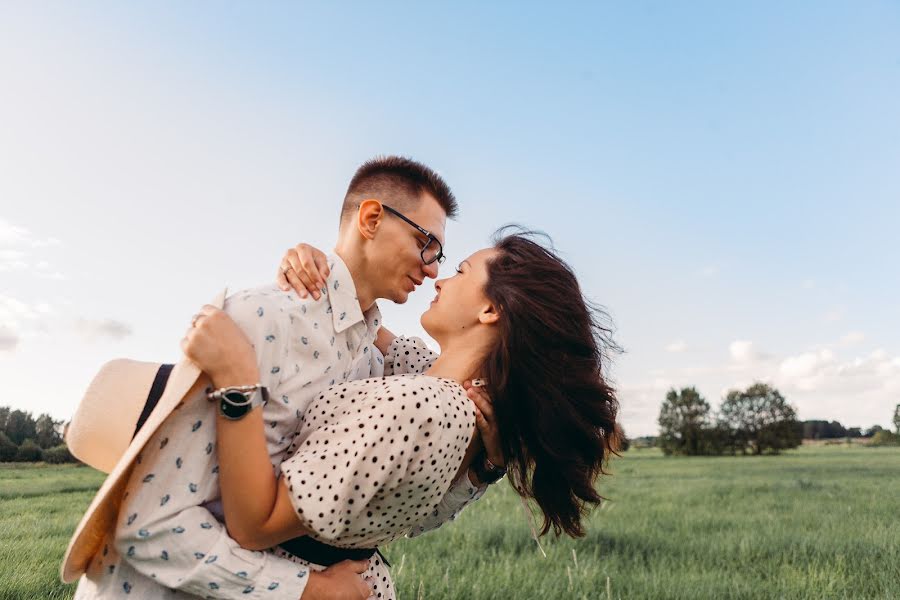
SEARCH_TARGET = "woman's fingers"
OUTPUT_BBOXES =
[468,387,495,422]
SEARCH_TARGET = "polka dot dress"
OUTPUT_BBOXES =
[278,373,475,600]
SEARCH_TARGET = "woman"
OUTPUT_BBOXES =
[184,230,621,600]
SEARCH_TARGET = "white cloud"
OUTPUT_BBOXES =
[74,318,133,341]
[0,326,18,351]
[840,331,865,345]
[823,307,845,323]
[665,340,687,353]
[729,340,759,364]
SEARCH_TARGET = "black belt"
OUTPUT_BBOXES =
[280,536,390,568]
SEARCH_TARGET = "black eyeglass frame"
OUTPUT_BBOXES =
[382,204,446,266]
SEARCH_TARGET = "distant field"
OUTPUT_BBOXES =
[2,446,899,599]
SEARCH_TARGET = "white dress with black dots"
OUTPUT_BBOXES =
[275,373,475,600]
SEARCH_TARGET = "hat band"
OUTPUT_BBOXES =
[133,364,175,440]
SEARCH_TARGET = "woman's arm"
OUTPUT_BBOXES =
[182,305,310,550]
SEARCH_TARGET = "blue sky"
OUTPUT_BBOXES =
[2,2,898,436]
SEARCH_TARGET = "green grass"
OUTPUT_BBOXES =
[2,446,899,599]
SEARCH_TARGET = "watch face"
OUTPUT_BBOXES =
[220,391,252,420]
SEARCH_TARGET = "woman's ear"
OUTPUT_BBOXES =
[478,303,500,325]
[357,199,384,240]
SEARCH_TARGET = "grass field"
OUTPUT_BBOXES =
[2,446,898,599]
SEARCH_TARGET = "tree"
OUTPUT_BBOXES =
[42,444,77,464]
[893,404,900,435]
[15,438,42,462]
[34,413,63,449]
[4,410,36,446]
[658,387,712,456]
[718,383,801,455]
[0,431,16,462]
[863,425,884,438]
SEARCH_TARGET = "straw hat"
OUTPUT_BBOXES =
[60,290,226,583]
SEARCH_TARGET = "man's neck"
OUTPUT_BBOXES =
[333,245,376,314]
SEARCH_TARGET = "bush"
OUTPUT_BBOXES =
[42,444,78,464]
[15,438,42,462]
[869,430,900,447]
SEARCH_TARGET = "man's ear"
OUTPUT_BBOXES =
[478,302,500,325]
[356,199,384,240]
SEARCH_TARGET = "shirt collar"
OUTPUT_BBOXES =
[325,253,381,335]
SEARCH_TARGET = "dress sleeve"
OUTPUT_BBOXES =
[279,379,471,548]
[382,336,438,376]
[406,471,489,538]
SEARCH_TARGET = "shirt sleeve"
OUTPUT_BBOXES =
[382,336,438,376]
[279,380,470,548]
[406,471,489,538]
[114,392,310,599]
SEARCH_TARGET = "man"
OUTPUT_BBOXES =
[73,156,488,599]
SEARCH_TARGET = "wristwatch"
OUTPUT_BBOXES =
[471,453,506,485]
[207,384,269,420]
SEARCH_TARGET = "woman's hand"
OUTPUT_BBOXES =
[181,305,260,388]
[464,381,505,468]
[277,243,330,300]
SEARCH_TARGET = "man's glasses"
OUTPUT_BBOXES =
[382,204,445,266]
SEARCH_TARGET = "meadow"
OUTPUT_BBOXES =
[1,445,898,599]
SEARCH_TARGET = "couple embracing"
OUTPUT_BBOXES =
[63,156,622,599]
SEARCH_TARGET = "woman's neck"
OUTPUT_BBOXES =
[425,330,493,384]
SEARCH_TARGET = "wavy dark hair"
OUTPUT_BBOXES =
[482,227,622,538]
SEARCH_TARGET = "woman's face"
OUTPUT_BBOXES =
[420,247,500,342]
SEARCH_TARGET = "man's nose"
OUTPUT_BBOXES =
[422,260,440,280]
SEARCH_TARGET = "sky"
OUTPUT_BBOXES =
[1,1,898,437]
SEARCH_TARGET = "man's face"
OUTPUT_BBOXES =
[371,193,447,304]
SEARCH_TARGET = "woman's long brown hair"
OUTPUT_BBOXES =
[482,228,622,538]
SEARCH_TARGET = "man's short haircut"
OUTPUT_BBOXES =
[341,156,458,224]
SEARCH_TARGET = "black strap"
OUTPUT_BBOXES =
[279,536,389,568]
[132,364,175,440]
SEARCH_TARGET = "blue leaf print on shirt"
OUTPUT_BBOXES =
[209,582,220,590]
[211,465,219,474]
[194,552,205,560]
[160,550,169,561]
[206,442,213,455]
[271,366,280,374]
[175,457,183,469]
[172,526,185,534]
[330,336,335,346]
[301,336,308,345]
[313,351,319,359]
[333,280,339,290]
[123,582,132,594]
[142,474,155,483]
[339,311,346,320]
[268,582,280,590]
[126,513,138,526]
[265,334,275,342]
[191,420,202,432]
[243,586,255,594]
[337,351,342,360]
[282,395,289,404]
[301,305,307,314]
[200,522,213,529]
[297,571,307,578]
[160,437,169,449]
[160,494,170,506]
[137,529,150,538]
[257,307,264,317]
[205,555,218,564]
[236,571,248,579]
[188,483,198,493]
[126,546,135,557]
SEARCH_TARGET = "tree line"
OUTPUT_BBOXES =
[655,383,900,456]
[0,407,78,463]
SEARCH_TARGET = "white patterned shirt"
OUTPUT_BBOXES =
[74,256,481,599]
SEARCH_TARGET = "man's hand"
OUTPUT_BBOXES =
[277,243,330,300]
[300,559,373,600]
[181,305,259,388]
[464,381,505,469]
